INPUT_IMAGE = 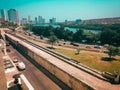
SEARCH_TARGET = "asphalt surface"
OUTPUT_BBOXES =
[7,45,71,90]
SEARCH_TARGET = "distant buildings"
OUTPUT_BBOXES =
[8,9,19,24]
[32,16,46,24]
[1,9,7,21]
[65,20,68,24]
[64,19,82,25]
[0,9,7,25]
[38,16,42,23]
[75,19,82,24]
[21,18,27,25]
[38,16,45,23]
[49,18,56,24]
[28,16,32,22]
[35,17,37,24]
[1,8,120,26]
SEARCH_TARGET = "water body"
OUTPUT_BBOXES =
[64,27,101,33]
[33,24,101,34]
[64,27,79,33]
[33,23,60,28]
[33,24,49,27]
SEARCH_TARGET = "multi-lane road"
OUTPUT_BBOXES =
[7,45,71,90]
[6,33,120,90]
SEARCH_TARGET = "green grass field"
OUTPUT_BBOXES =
[54,48,120,73]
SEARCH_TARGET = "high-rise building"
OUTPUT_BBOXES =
[28,16,32,22]
[42,18,45,23]
[65,20,68,24]
[38,16,45,23]
[75,19,82,24]
[1,9,7,21]
[21,18,27,25]
[38,16,42,23]
[8,9,19,24]
[49,18,56,24]
[35,17,37,24]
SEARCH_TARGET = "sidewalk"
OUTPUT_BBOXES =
[0,52,7,90]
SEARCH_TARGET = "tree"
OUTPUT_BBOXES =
[73,29,84,42]
[107,46,120,58]
[100,29,117,45]
[75,48,81,55]
[83,31,96,43]
[64,29,73,41]
[48,35,58,48]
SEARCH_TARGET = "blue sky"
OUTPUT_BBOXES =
[0,0,120,22]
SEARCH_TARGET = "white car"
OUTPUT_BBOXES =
[94,45,102,49]
[17,62,26,70]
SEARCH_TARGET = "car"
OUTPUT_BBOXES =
[17,62,26,70]
[70,42,79,46]
[14,78,21,85]
[94,45,101,49]
[6,41,10,46]
[13,58,18,63]
[6,49,10,52]
[86,45,91,49]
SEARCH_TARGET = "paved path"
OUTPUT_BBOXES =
[0,52,7,90]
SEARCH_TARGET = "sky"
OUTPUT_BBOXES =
[0,0,120,22]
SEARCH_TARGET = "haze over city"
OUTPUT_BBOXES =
[0,0,120,22]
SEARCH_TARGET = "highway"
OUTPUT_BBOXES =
[8,33,107,81]
[5,33,120,90]
[7,45,72,90]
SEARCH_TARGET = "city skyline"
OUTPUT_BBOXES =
[0,0,120,22]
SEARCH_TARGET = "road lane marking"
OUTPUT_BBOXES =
[20,74,34,90]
